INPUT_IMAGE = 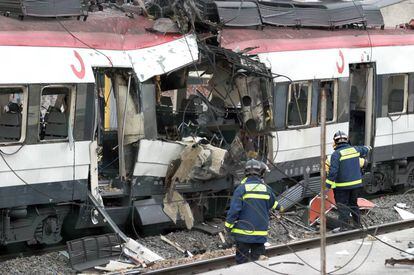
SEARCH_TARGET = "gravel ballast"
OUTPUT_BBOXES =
[1,192,413,273]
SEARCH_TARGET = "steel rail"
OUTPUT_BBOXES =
[146,219,414,274]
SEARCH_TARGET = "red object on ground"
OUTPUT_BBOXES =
[357,198,376,210]
[309,189,336,225]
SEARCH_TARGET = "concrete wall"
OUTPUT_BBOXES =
[381,0,414,27]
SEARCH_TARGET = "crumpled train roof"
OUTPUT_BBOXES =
[0,10,182,50]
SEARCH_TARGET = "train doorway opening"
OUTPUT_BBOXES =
[348,63,375,147]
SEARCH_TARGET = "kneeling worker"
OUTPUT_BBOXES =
[224,159,282,264]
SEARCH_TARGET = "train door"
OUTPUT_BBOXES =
[95,69,144,189]
[348,63,375,147]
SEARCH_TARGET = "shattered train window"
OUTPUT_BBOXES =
[318,80,337,123]
[382,74,408,115]
[287,82,311,127]
[39,86,72,141]
[0,87,25,143]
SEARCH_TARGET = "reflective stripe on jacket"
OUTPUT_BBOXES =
[326,144,369,189]
[224,176,280,243]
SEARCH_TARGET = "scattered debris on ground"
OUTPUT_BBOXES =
[2,192,414,273]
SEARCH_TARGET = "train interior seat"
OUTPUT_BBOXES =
[43,108,68,139]
[0,112,21,142]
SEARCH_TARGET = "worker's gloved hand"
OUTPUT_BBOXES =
[223,230,235,248]
[364,145,372,151]
[321,189,330,198]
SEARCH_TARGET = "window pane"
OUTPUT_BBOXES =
[382,75,406,114]
[39,87,70,140]
[287,83,309,126]
[0,88,24,142]
[318,81,335,123]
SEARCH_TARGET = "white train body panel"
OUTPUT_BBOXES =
[0,141,90,187]
[259,43,414,166]
[0,34,198,84]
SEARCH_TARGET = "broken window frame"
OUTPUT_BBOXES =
[38,85,76,142]
[0,85,28,145]
[384,74,409,116]
[318,79,338,124]
[286,81,312,128]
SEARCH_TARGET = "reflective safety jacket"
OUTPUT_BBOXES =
[224,176,280,243]
[325,155,366,173]
[326,143,369,189]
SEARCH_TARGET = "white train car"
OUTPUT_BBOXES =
[219,26,414,199]
[0,11,206,245]
[0,8,274,245]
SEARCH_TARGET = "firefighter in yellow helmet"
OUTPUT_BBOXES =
[225,159,281,264]
[325,131,371,230]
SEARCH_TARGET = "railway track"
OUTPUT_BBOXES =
[1,191,413,273]
[146,219,414,274]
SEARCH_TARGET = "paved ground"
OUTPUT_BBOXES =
[205,228,414,275]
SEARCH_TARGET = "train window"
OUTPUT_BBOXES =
[287,82,311,127]
[39,86,74,141]
[382,74,408,115]
[0,87,26,143]
[318,80,337,123]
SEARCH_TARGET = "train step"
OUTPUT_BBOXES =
[98,180,125,198]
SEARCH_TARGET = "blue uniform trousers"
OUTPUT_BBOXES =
[235,241,265,264]
[334,187,362,229]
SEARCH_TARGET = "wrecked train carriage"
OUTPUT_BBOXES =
[0,10,276,245]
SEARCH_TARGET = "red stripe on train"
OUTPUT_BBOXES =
[0,31,181,50]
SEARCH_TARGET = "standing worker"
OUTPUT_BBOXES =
[224,159,282,264]
[326,131,371,230]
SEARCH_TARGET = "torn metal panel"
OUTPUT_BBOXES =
[123,238,164,263]
[95,260,136,272]
[206,144,228,176]
[208,71,272,132]
[133,139,185,178]
[208,64,241,107]
[172,142,228,182]
[89,141,103,206]
[115,78,145,145]
[394,206,414,220]
[202,45,274,133]
[150,18,181,34]
[0,13,198,83]
[235,76,266,132]
[129,34,199,82]
[163,190,194,230]
[141,83,158,139]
